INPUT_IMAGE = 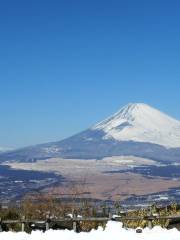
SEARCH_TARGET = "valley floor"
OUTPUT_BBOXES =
[4,156,180,203]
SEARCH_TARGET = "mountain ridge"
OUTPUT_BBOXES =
[1,103,180,163]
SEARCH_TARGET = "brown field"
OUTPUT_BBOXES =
[5,157,180,201]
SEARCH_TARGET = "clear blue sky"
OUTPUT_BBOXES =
[1,0,180,148]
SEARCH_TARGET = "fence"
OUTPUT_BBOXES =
[1,214,180,232]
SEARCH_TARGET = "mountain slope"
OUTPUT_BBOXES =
[93,103,180,148]
[1,103,180,163]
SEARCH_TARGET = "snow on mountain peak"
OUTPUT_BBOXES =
[92,103,180,148]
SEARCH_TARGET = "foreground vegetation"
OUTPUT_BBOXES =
[0,194,180,232]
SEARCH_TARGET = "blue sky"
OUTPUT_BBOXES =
[0,0,180,148]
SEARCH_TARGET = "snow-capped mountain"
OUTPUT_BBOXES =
[1,103,180,163]
[93,103,180,148]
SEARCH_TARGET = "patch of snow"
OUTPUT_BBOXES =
[66,213,73,218]
[93,103,180,148]
[112,214,121,219]
[0,221,180,240]
[43,147,60,153]
[84,137,93,141]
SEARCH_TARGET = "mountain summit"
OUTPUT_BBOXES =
[1,103,180,163]
[93,103,180,148]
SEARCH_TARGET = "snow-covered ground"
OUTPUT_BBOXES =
[0,221,180,240]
